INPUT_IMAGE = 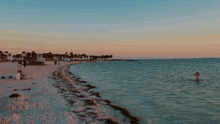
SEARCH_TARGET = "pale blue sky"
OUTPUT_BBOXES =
[0,0,219,33]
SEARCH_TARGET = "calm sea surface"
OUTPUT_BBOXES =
[69,58,220,124]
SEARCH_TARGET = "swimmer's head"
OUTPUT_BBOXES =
[195,72,200,76]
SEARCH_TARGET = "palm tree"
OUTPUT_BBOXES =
[8,53,11,60]
[31,51,37,60]
[4,51,8,55]
[89,55,93,60]
[70,52,73,61]
[22,51,26,60]
[79,54,83,60]
[48,52,53,59]
[73,54,77,61]
[0,51,2,60]
[82,53,88,60]
[82,53,86,60]
[42,53,46,59]
[0,53,6,60]
[22,51,26,55]
[66,55,70,60]
[0,50,2,60]
[92,55,97,60]
[19,54,22,59]
[109,54,113,59]
[4,51,8,59]
[101,55,104,60]
[61,54,64,60]
[12,55,16,59]
[54,53,58,60]
[59,54,62,60]
[85,55,88,60]
[26,52,31,61]
[65,52,68,59]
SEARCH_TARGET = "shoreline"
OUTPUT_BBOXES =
[56,61,140,124]
[0,60,140,123]
[51,62,122,123]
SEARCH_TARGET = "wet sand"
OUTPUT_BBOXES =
[51,62,121,123]
[55,61,140,124]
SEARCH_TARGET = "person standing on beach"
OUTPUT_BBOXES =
[58,60,60,65]
[23,59,27,69]
[54,60,57,65]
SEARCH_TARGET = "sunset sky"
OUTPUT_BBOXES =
[0,0,220,59]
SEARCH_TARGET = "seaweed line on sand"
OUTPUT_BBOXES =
[51,63,141,124]
[50,64,121,123]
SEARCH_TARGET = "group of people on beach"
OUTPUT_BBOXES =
[14,59,27,80]
[14,59,60,80]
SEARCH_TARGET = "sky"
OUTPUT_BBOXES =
[0,0,220,59]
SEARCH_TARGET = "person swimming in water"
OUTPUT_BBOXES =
[195,72,200,82]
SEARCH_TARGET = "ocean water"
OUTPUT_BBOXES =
[69,58,220,124]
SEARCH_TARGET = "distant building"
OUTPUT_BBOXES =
[7,56,14,60]
[37,54,45,62]
[54,56,59,60]
[16,58,23,60]
[63,58,70,62]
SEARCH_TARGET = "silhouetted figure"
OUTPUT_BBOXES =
[195,72,200,82]
[23,59,27,69]
[54,60,57,65]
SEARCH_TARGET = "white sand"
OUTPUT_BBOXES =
[0,61,74,92]
[0,61,78,124]
[0,60,119,124]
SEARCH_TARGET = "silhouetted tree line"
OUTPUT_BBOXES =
[89,55,113,60]
[0,50,113,61]
[0,50,10,60]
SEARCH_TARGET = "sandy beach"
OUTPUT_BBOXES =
[0,61,75,84]
[0,60,124,124]
[0,60,138,124]
[0,61,78,123]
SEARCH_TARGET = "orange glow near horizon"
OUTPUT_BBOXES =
[1,28,220,58]
[1,33,220,59]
